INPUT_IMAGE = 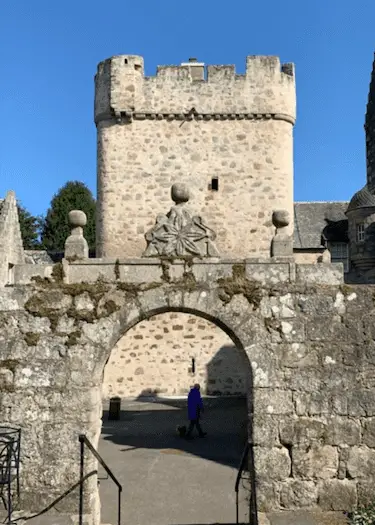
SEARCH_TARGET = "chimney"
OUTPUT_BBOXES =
[181,57,205,81]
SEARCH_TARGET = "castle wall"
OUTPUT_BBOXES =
[95,55,296,258]
[293,251,324,265]
[103,312,248,399]
[1,272,375,521]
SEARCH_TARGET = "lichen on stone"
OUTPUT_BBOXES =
[217,263,262,308]
[24,332,41,346]
[66,330,81,347]
[51,262,65,282]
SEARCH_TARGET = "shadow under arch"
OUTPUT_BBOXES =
[100,302,258,523]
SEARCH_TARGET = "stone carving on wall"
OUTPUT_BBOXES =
[143,183,219,258]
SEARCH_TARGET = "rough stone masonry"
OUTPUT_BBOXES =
[1,257,375,522]
[94,55,296,259]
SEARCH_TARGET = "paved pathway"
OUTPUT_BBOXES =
[98,397,250,525]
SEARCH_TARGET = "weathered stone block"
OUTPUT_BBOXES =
[269,318,305,343]
[296,264,343,285]
[292,445,339,479]
[254,446,291,480]
[362,417,375,447]
[269,293,296,318]
[253,413,280,446]
[284,367,322,393]
[297,294,334,315]
[256,480,280,512]
[347,446,375,478]
[279,417,326,445]
[325,417,361,446]
[294,391,329,416]
[348,390,375,417]
[280,342,318,368]
[357,481,375,506]
[253,388,294,415]
[305,315,350,342]
[280,480,318,508]
[24,289,73,315]
[74,292,95,313]
[318,480,357,511]
[18,314,51,334]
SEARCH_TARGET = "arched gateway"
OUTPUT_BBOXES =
[1,256,374,524]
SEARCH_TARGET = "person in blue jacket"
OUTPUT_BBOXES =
[186,383,207,439]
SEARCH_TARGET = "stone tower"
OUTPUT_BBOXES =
[346,53,375,276]
[94,55,296,258]
[366,53,375,192]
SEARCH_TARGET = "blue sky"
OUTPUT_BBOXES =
[1,1,375,217]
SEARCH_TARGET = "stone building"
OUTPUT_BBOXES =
[3,53,375,522]
[94,55,296,259]
[2,53,375,397]
[293,53,375,284]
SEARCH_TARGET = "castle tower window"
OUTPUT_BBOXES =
[328,242,349,273]
[211,177,219,191]
[356,223,365,242]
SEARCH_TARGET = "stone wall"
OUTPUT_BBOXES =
[293,251,322,265]
[1,261,375,522]
[103,312,247,398]
[95,55,296,259]
[0,191,24,286]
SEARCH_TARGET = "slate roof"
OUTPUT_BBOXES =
[294,201,349,249]
[347,185,375,211]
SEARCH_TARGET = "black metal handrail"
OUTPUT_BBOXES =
[79,434,122,525]
[235,441,258,525]
[5,471,98,524]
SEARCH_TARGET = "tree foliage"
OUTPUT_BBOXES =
[17,204,43,250]
[41,181,96,252]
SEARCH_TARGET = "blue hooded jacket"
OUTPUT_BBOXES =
[188,386,203,420]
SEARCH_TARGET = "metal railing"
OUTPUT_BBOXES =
[0,427,21,525]
[79,434,122,525]
[235,442,258,525]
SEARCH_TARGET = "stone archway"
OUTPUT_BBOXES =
[102,310,250,399]
[98,300,255,525]
[0,278,264,524]
[4,272,375,523]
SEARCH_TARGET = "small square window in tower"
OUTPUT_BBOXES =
[356,223,365,242]
[210,177,219,191]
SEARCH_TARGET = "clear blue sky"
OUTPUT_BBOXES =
[1,1,375,217]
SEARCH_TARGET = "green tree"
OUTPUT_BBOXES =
[17,204,43,249]
[41,181,96,252]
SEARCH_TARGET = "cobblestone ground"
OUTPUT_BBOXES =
[98,397,250,525]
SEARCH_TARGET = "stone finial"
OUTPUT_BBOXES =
[171,183,190,204]
[271,209,293,257]
[64,210,89,260]
[143,183,219,258]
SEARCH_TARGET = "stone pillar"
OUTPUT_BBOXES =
[271,210,293,257]
[64,210,89,260]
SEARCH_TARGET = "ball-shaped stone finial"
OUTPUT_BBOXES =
[171,183,190,204]
[68,210,87,228]
[272,210,290,229]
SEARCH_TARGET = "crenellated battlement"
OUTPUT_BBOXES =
[94,55,296,124]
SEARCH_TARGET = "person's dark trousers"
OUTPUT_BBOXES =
[186,418,204,437]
